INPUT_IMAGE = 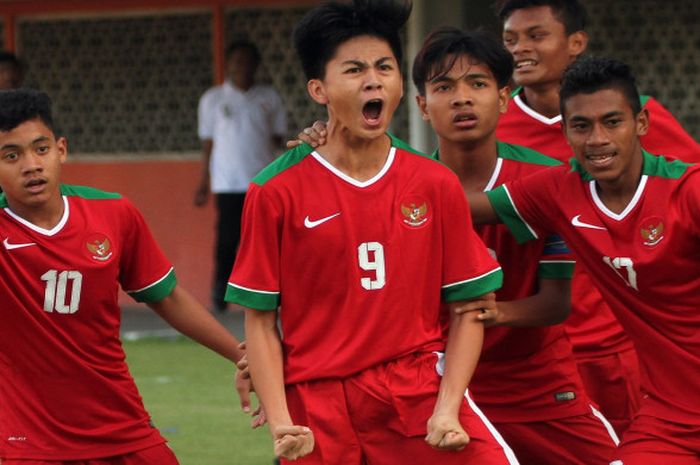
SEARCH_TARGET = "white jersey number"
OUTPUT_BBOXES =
[41,270,83,313]
[358,242,386,290]
[603,256,638,291]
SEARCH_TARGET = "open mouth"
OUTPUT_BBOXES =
[362,99,384,123]
[25,178,47,192]
[515,59,537,69]
[586,152,616,168]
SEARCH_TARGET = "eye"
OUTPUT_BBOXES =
[606,119,622,127]
[379,63,393,71]
[434,83,451,92]
[473,81,488,89]
[2,151,19,161]
[503,36,515,46]
[345,67,361,74]
[37,145,50,154]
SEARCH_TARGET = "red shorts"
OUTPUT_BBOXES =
[281,352,518,465]
[575,346,641,436]
[493,406,619,465]
[611,415,700,465]
[1,443,179,465]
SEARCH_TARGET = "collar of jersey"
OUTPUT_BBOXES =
[3,196,70,236]
[311,146,396,188]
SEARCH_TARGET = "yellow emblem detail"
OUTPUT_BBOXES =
[87,237,113,261]
[641,222,664,246]
[401,202,428,227]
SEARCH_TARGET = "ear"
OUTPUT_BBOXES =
[415,94,430,121]
[498,86,510,114]
[56,137,68,164]
[307,79,328,105]
[567,31,588,59]
[636,108,650,137]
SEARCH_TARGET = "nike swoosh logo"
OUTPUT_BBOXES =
[3,237,38,250]
[304,213,341,228]
[571,215,606,231]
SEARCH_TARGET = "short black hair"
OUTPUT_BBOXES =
[497,0,587,34]
[559,57,641,118]
[225,40,261,66]
[412,27,514,96]
[293,0,412,80]
[0,89,55,133]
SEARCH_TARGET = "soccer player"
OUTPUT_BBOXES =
[495,0,700,435]
[0,89,248,463]
[476,56,700,465]
[226,1,518,464]
[411,28,619,465]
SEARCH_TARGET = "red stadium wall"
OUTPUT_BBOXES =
[61,159,216,307]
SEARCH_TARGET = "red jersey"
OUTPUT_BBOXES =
[465,142,590,422]
[227,136,503,384]
[488,153,700,425]
[496,89,700,357]
[0,185,176,460]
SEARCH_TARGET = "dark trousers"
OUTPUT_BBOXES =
[212,192,246,309]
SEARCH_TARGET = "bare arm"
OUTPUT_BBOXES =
[147,285,252,410]
[285,121,327,148]
[245,308,314,460]
[466,191,500,225]
[194,139,213,206]
[425,295,493,451]
[477,278,571,328]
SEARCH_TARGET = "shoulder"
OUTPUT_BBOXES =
[61,184,122,201]
[200,85,224,103]
[642,150,692,179]
[252,143,314,187]
[497,141,562,168]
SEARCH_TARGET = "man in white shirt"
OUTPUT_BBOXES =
[194,40,287,313]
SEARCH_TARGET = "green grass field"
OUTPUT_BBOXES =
[124,337,275,465]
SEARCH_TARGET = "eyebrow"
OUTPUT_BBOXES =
[342,56,394,67]
[429,72,492,84]
[1,136,51,151]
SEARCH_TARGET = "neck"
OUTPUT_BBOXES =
[521,82,561,119]
[438,133,499,193]
[316,122,392,182]
[231,79,254,91]
[595,150,645,214]
[7,194,65,230]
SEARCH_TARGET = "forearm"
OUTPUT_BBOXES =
[199,140,213,180]
[433,308,483,416]
[148,285,243,363]
[244,309,292,429]
[492,279,571,327]
[465,191,500,225]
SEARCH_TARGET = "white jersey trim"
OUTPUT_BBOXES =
[3,196,69,236]
[589,175,648,221]
[514,94,562,125]
[442,266,502,289]
[229,282,280,295]
[483,157,504,192]
[126,267,175,294]
[590,405,620,446]
[503,185,539,239]
[311,147,396,188]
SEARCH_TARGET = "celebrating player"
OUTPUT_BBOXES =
[0,89,248,464]
[226,1,518,464]
[495,0,700,434]
[475,57,700,465]
[412,27,619,465]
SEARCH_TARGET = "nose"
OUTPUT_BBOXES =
[451,82,473,108]
[363,68,383,92]
[509,36,530,56]
[587,122,609,146]
[21,151,44,174]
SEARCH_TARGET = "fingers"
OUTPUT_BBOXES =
[234,371,252,413]
[251,406,266,429]
[273,426,314,460]
[425,428,470,451]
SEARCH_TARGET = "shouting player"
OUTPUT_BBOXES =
[0,89,248,464]
[226,1,518,464]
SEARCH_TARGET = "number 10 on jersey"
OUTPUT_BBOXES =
[41,270,83,314]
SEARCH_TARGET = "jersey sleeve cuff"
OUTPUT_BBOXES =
[442,268,503,302]
[128,268,177,302]
[537,261,575,279]
[487,186,538,244]
[225,283,279,310]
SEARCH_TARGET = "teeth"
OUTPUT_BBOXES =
[516,60,536,69]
